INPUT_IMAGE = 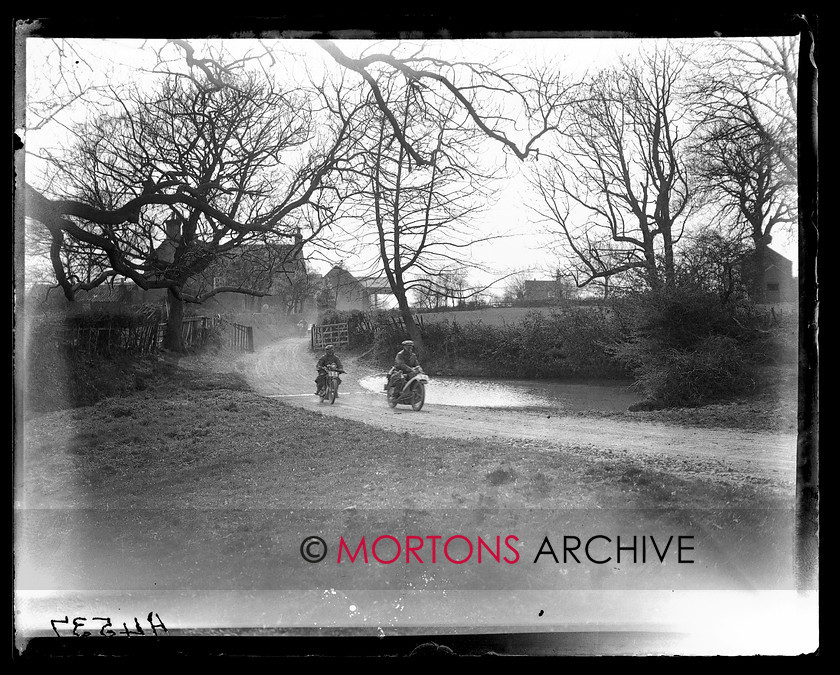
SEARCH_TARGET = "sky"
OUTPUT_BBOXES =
[20,35,800,294]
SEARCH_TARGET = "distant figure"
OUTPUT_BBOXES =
[297,319,306,334]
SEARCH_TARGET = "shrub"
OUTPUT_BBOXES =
[22,335,161,415]
[607,285,780,407]
[64,304,163,329]
[365,307,629,380]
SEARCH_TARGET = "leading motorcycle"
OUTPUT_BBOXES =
[386,366,428,411]
[318,364,345,405]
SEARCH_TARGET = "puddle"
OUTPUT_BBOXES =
[358,375,640,412]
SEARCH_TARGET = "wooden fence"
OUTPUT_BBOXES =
[69,323,161,356]
[59,315,255,355]
[382,313,424,334]
[349,312,424,341]
[227,320,255,353]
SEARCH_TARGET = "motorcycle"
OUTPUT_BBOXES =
[386,366,428,411]
[318,365,345,405]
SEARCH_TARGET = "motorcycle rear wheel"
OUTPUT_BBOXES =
[411,382,425,411]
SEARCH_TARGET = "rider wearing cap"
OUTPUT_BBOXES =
[388,339,421,393]
[315,344,344,396]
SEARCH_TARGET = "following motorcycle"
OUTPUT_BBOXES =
[318,364,345,405]
[386,366,428,411]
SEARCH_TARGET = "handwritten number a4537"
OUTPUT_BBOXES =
[49,613,167,637]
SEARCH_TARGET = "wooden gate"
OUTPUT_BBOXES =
[311,322,349,349]
[228,321,254,352]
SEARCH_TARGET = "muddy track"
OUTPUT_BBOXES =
[226,337,796,489]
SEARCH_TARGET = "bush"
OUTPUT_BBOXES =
[607,285,781,407]
[365,307,629,380]
[64,304,163,329]
[23,334,161,415]
[628,336,757,408]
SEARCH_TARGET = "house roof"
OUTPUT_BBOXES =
[765,247,793,271]
[201,240,306,291]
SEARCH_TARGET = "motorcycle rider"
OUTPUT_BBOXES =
[315,344,344,396]
[387,339,421,395]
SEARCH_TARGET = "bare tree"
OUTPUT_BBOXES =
[311,41,578,350]
[274,267,321,316]
[676,230,753,304]
[528,46,697,293]
[688,36,799,302]
[413,267,476,309]
[23,39,575,352]
[333,66,507,350]
[692,36,799,184]
[316,40,572,167]
[24,44,362,351]
[690,117,796,301]
[502,271,529,305]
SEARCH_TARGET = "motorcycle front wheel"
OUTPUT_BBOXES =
[410,382,425,411]
[387,387,398,408]
[329,380,337,405]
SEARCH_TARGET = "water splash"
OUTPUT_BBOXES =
[358,375,638,411]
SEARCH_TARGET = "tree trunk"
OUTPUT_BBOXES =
[749,242,769,303]
[395,291,424,355]
[662,228,676,290]
[163,287,185,352]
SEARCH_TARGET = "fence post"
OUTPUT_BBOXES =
[246,326,254,353]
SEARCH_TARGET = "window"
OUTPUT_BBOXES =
[767,283,780,292]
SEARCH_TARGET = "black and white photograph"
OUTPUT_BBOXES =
[13,14,819,658]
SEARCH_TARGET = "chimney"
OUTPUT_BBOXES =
[165,217,181,241]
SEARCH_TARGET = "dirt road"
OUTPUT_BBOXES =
[220,337,796,490]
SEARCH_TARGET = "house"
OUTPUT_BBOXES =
[200,232,311,314]
[320,266,393,312]
[522,279,563,304]
[146,214,314,314]
[760,248,797,304]
[74,282,168,311]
